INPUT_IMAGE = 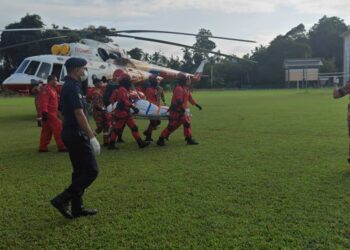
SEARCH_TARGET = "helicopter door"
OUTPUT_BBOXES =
[51,63,63,81]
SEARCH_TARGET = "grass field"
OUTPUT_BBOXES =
[1,89,350,249]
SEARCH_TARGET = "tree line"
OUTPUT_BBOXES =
[0,14,348,88]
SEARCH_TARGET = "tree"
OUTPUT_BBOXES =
[192,28,216,65]
[127,48,143,60]
[308,16,348,71]
[180,48,194,73]
[167,56,181,70]
[0,14,45,70]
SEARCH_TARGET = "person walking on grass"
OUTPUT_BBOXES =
[50,57,100,219]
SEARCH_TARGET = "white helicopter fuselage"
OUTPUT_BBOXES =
[2,39,204,94]
[2,54,117,94]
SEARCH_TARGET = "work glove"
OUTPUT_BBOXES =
[42,112,48,121]
[90,137,101,155]
[131,106,139,114]
[195,104,202,111]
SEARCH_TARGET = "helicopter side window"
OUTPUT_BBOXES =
[16,60,30,73]
[98,48,109,61]
[51,63,63,81]
[60,67,66,82]
[24,60,40,76]
[109,52,121,60]
[36,62,51,79]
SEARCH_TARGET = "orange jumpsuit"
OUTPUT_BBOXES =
[109,86,141,144]
[91,87,111,145]
[160,85,196,139]
[143,86,162,138]
[39,84,65,151]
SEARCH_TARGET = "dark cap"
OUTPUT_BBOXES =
[65,57,87,72]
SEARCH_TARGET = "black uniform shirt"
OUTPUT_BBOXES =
[59,76,88,131]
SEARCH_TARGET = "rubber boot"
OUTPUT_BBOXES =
[143,131,153,142]
[186,137,199,145]
[103,134,109,147]
[156,137,165,146]
[108,141,118,150]
[137,138,150,148]
[117,132,125,143]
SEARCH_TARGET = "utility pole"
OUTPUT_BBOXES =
[211,63,214,88]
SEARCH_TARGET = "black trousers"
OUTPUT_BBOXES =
[61,129,99,199]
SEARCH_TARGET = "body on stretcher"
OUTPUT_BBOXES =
[106,99,191,120]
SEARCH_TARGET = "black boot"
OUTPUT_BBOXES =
[108,142,118,150]
[103,135,109,147]
[145,135,153,142]
[137,138,150,148]
[186,137,199,145]
[117,132,125,143]
[144,132,153,142]
[71,196,97,218]
[156,137,165,146]
[50,190,73,219]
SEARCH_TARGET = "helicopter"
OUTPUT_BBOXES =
[0,28,257,119]
[0,28,257,95]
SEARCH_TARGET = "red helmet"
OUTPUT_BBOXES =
[113,69,126,80]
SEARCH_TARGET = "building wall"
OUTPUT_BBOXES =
[285,68,319,81]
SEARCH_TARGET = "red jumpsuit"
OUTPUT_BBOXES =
[39,84,65,151]
[110,86,141,144]
[160,85,196,139]
[109,88,119,105]
[91,87,111,145]
[31,85,43,124]
[143,86,161,137]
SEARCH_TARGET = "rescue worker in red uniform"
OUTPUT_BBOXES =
[39,75,66,152]
[108,73,150,150]
[91,78,111,146]
[143,74,165,141]
[157,73,202,146]
[31,80,44,127]
[107,73,126,143]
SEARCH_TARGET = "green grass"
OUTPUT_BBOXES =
[1,89,350,249]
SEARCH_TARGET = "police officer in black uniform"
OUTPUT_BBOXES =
[50,57,101,219]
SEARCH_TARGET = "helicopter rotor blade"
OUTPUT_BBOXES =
[0,36,68,51]
[113,34,256,63]
[115,30,256,43]
[0,28,257,43]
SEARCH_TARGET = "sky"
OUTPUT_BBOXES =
[1,0,350,59]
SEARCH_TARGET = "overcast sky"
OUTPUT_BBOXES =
[1,0,350,58]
